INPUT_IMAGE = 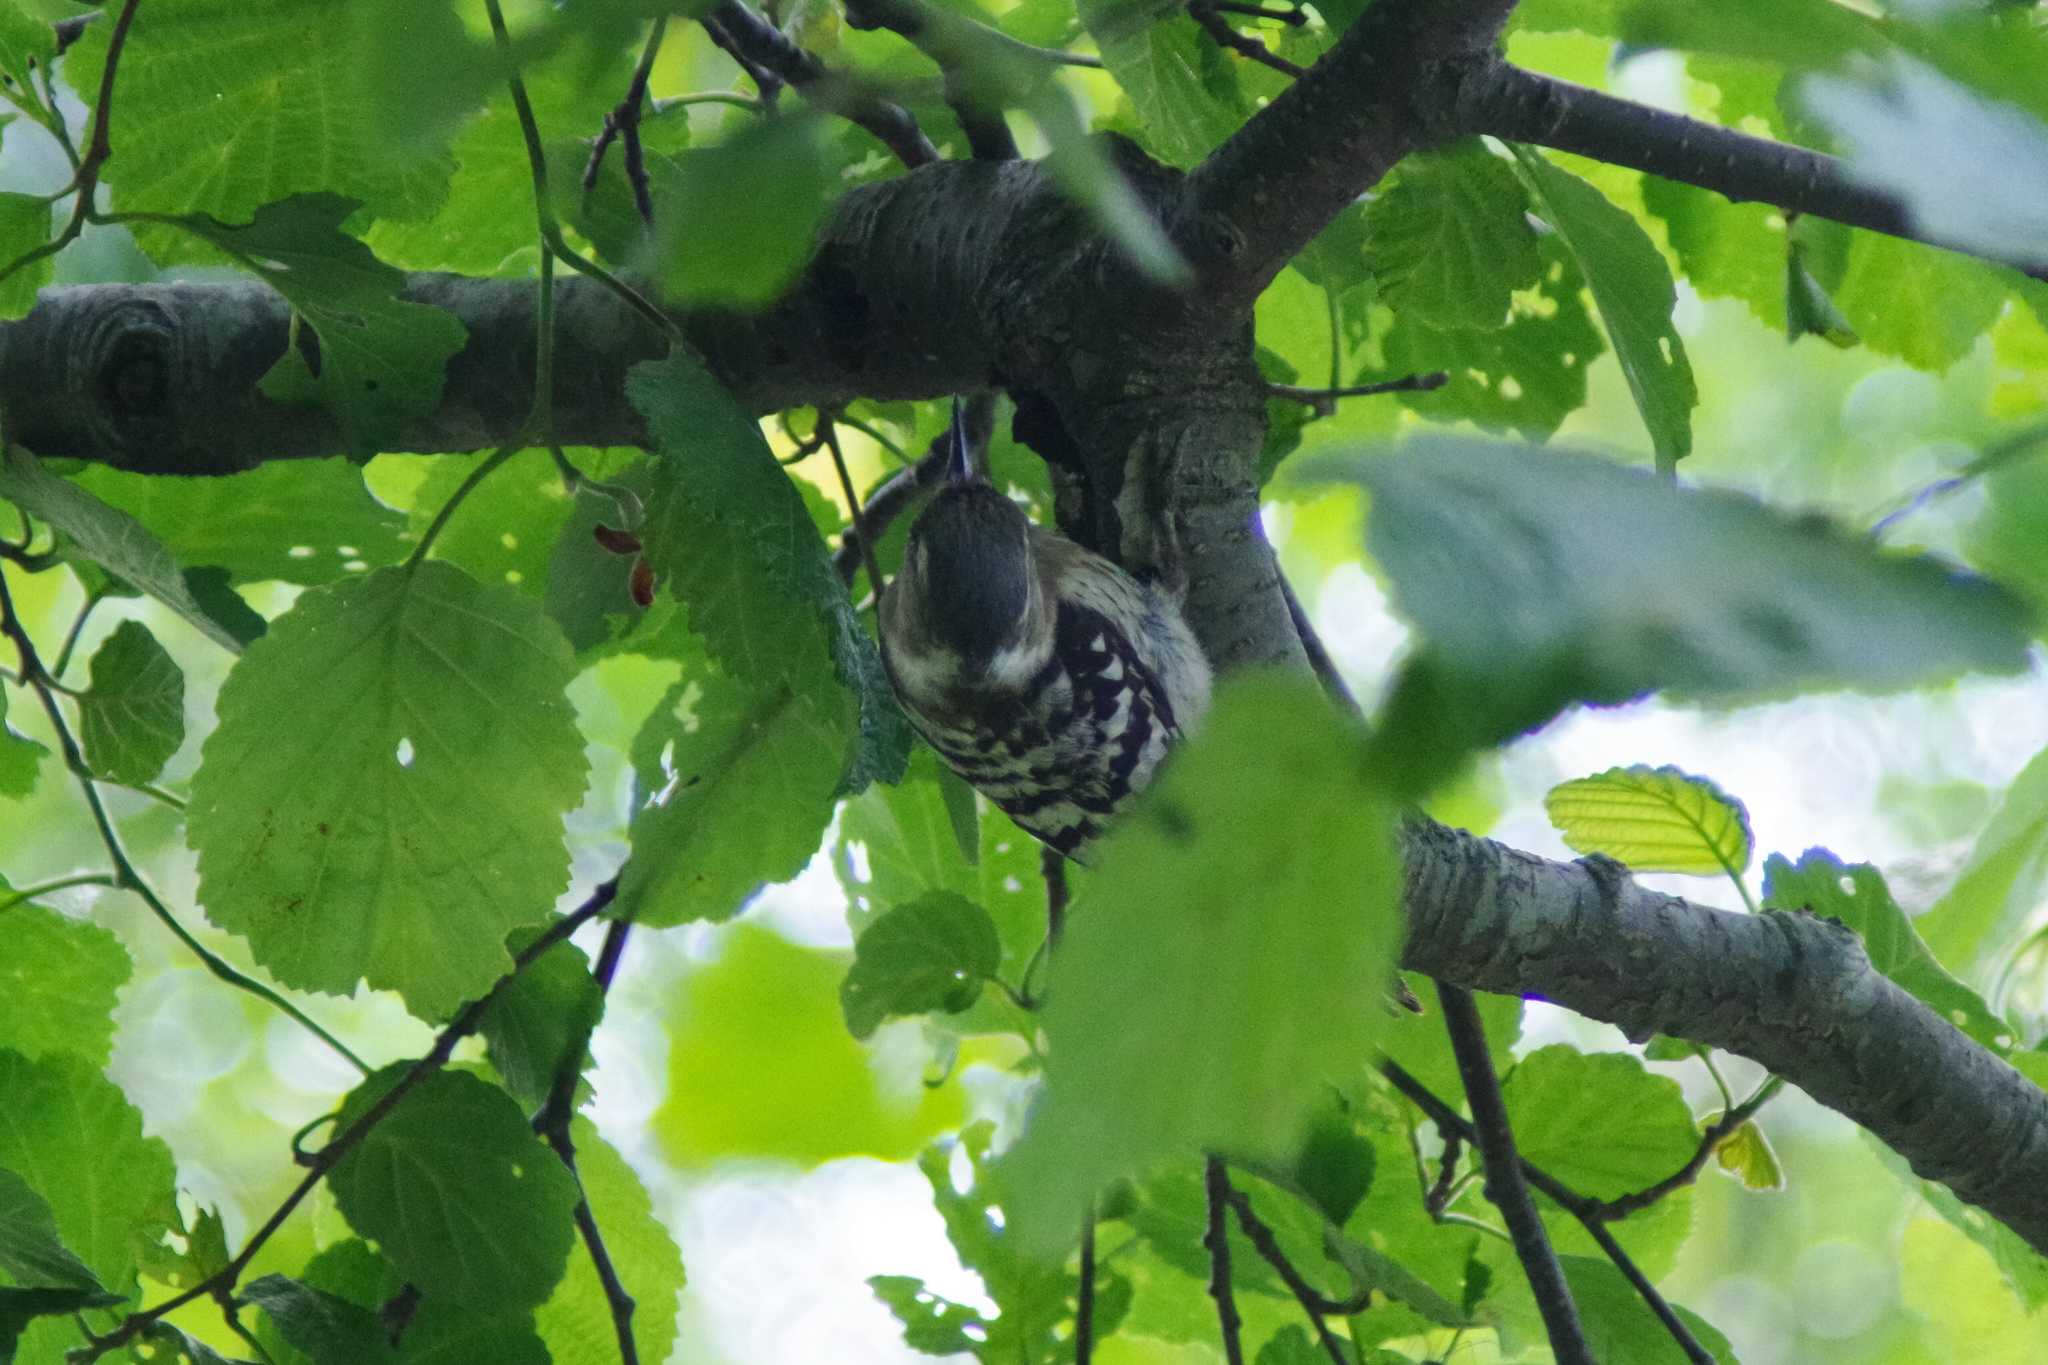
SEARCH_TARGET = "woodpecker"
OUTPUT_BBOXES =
[878,406,1213,859]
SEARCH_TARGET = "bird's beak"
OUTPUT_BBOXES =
[943,397,975,485]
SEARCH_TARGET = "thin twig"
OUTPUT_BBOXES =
[534,916,640,1365]
[1267,372,1448,416]
[700,15,786,107]
[1042,846,1070,946]
[1203,1156,1246,1365]
[72,881,620,1361]
[1424,1131,1463,1219]
[1591,1076,1786,1221]
[50,589,103,679]
[819,412,888,605]
[582,15,669,226]
[1437,981,1593,1365]
[1209,1,1307,23]
[0,571,369,1075]
[705,2,938,168]
[1075,1208,1097,1365]
[1379,1059,1715,1365]
[1215,1172,1351,1365]
[0,872,120,913]
[1190,4,1308,79]
[1279,572,1359,716]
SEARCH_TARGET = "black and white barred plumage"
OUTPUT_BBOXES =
[878,434,1211,859]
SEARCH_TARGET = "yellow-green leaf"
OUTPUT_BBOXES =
[1545,764,1753,877]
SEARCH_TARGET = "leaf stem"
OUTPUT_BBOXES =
[0,871,120,912]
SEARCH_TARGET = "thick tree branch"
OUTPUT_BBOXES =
[1450,59,2048,282]
[1183,0,1520,314]
[1398,818,2048,1257]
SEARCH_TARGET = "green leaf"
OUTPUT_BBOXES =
[1369,142,1542,330]
[243,1274,393,1365]
[1833,230,2011,372]
[1079,2,1245,168]
[656,925,966,1164]
[1500,1046,1699,1202]
[1543,764,1754,878]
[1316,436,2033,747]
[652,116,839,307]
[0,444,251,652]
[330,1068,579,1312]
[1560,1255,1736,1364]
[77,620,185,785]
[0,1048,176,1299]
[0,899,130,1067]
[1919,743,2048,976]
[63,0,450,232]
[71,459,411,587]
[477,932,600,1113]
[188,561,587,1019]
[1381,234,1604,442]
[0,1166,109,1294]
[840,891,1002,1039]
[535,1117,685,1365]
[1763,849,2011,1054]
[0,192,53,321]
[1713,1117,1785,1192]
[1639,174,1787,333]
[1510,147,1696,467]
[0,687,46,799]
[910,1121,1072,1359]
[1005,674,1401,1250]
[626,348,909,791]
[0,3,54,93]
[868,1274,983,1355]
[173,194,468,458]
[618,668,847,927]
[1802,59,2048,275]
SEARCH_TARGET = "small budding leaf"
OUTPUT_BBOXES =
[189,561,587,1019]
[78,620,186,786]
[1713,1117,1787,1192]
[329,1068,580,1313]
[1544,764,1754,878]
[1763,849,2012,1053]
[840,892,1003,1039]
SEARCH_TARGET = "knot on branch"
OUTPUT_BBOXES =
[81,295,184,465]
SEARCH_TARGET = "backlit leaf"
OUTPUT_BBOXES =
[78,620,185,785]
[1544,764,1753,878]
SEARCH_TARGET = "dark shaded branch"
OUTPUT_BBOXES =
[1439,980,1592,1365]
[1185,0,1521,313]
[1452,59,2048,282]
[1379,1060,1715,1365]
[1215,1173,1350,1364]
[1203,1157,1246,1365]
[1190,4,1308,81]
[705,1,938,168]
[1398,817,2048,1257]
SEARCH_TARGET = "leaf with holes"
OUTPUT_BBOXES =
[173,195,468,458]
[840,892,1002,1039]
[329,1068,579,1312]
[72,458,411,587]
[1370,141,1542,330]
[1511,147,1696,467]
[188,560,587,1019]
[77,620,185,785]
[1544,765,1753,878]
